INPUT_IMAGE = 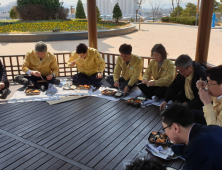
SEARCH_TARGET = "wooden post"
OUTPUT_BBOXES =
[87,0,98,49]
[195,0,214,64]
[195,0,200,25]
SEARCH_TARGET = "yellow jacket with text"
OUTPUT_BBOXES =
[203,96,222,126]
[143,59,175,87]
[22,50,59,76]
[113,54,143,86]
[67,48,105,77]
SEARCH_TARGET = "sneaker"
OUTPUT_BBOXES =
[152,95,159,102]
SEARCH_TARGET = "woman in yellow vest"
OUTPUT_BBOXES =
[138,44,175,101]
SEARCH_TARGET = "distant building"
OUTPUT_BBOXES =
[96,0,138,16]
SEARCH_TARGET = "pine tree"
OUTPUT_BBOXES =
[75,0,86,19]
[96,6,102,21]
[112,3,122,23]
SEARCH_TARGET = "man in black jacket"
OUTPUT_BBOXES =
[160,54,207,111]
[0,59,9,98]
[161,104,222,170]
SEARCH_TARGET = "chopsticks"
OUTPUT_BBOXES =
[136,82,149,87]
[73,58,80,62]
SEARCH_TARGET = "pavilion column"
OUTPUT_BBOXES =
[195,0,214,64]
[87,0,98,49]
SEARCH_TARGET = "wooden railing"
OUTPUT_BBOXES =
[0,52,176,82]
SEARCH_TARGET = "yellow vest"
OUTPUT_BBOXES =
[22,50,59,76]
[67,48,105,77]
[113,54,143,86]
[143,59,175,87]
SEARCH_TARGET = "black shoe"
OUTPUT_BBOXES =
[0,88,8,99]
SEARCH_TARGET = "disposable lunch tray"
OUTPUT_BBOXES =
[25,87,40,96]
[101,89,117,96]
[77,85,90,90]
[148,131,169,146]
[114,92,124,98]
[63,85,77,90]
[126,98,142,107]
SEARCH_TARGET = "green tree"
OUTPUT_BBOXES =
[170,6,183,17]
[96,6,101,21]
[180,3,197,17]
[214,0,220,12]
[75,0,86,19]
[17,0,62,11]
[112,3,122,23]
[9,8,18,19]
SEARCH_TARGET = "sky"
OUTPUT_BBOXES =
[0,0,220,8]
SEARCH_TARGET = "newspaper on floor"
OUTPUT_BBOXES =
[145,143,175,160]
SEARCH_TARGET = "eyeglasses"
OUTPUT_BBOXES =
[176,67,188,74]
[162,124,173,132]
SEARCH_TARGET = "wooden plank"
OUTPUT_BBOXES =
[7,98,90,134]
[112,117,163,170]
[88,106,160,169]
[27,98,109,142]
[0,139,19,152]
[73,106,146,161]
[44,100,126,150]
[35,99,114,145]
[0,147,36,170]
[0,143,28,164]
[57,163,76,170]
[24,154,54,170]
[62,104,137,157]
[21,97,104,140]
[36,157,60,170]
[51,100,130,154]
[47,160,67,170]
[14,152,47,170]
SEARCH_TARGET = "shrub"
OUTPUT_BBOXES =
[10,8,18,19]
[161,17,198,25]
[16,0,67,20]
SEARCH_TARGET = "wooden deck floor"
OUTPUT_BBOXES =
[0,83,184,170]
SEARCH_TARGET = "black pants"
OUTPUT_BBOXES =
[191,109,207,125]
[72,72,102,86]
[105,75,139,90]
[15,75,60,90]
[175,91,204,111]
[138,84,168,99]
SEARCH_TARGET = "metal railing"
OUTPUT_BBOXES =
[0,52,176,81]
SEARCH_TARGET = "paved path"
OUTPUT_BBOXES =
[0,24,221,66]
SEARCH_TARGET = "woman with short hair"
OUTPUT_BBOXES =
[138,44,175,101]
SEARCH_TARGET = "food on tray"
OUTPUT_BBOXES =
[101,89,116,96]
[77,85,90,90]
[134,100,141,103]
[156,138,166,143]
[127,98,142,107]
[25,89,40,95]
[148,131,168,144]
[152,131,158,135]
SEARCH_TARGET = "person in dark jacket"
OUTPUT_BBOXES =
[160,54,207,111]
[161,104,222,170]
[0,59,9,98]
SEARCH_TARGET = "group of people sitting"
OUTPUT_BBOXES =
[1,41,222,169]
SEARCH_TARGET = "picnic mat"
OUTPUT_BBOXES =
[8,85,91,103]
[8,91,61,103]
[46,96,87,105]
